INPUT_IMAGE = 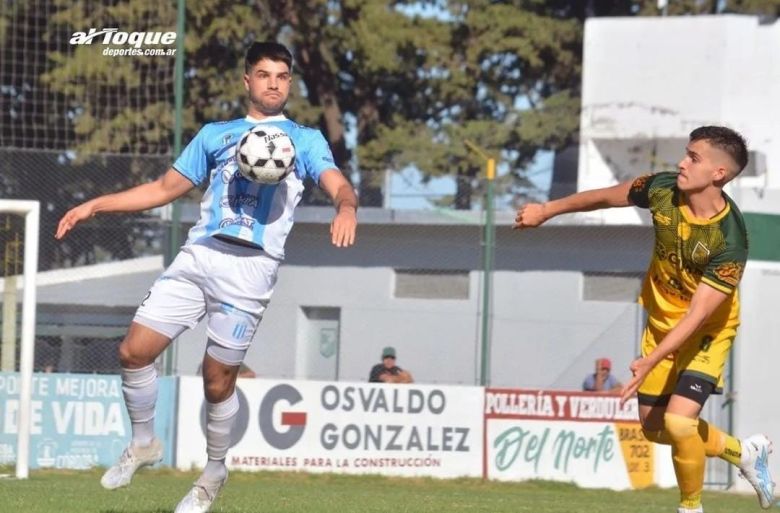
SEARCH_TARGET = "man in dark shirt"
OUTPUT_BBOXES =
[368,346,413,383]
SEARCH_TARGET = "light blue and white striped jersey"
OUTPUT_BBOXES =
[173,115,338,259]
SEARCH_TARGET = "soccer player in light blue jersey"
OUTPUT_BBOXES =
[56,41,357,513]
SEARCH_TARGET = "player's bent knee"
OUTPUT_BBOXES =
[203,379,235,403]
[664,412,698,441]
[118,340,152,368]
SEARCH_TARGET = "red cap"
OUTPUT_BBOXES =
[598,358,612,370]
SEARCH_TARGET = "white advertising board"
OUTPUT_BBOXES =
[483,388,674,490]
[176,377,483,478]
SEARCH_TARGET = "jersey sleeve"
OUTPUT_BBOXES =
[628,173,676,209]
[368,365,382,383]
[582,375,595,391]
[701,232,748,295]
[172,126,211,186]
[299,129,339,183]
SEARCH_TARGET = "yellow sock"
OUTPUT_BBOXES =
[665,413,705,510]
[643,421,742,465]
[698,419,742,466]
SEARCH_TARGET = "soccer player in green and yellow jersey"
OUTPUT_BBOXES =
[514,126,774,513]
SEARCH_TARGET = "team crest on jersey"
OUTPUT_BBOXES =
[222,134,233,145]
[714,261,744,287]
[691,241,710,266]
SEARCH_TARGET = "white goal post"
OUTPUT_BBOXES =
[0,200,39,479]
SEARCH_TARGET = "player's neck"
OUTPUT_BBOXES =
[246,108,286,122]
[682,187,726,219]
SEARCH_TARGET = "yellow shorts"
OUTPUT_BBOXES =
[637,322,735,403]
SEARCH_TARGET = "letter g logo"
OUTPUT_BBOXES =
[259,384,307,449]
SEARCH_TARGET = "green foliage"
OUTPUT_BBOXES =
[4,0,780,215]
[43,0,178,159]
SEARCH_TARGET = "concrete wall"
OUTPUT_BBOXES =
[732,261,780,493]
[579,15,780,223]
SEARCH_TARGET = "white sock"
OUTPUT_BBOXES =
[121,364,157,446]
[203,392,239,480]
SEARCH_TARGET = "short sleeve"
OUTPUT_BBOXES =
[369,365,382,383]
[628,173,660,209]
[172,126,210,186]
[702,232,748,295]
[582,375,595,391]
[299,129,338,183]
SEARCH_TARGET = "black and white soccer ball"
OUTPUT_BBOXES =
[236,125,296,184]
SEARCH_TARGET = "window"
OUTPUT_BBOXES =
[583,272,643,302]
[394,269,469,300]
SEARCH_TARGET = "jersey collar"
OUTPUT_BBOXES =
[679,195,731,224]
[245,114,287,123]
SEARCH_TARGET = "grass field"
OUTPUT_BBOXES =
[0,467,769,513]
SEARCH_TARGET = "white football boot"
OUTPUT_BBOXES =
[677,507,703,513]
[100,437,163,490]
[174,470,228,513]
[738,434,775,509]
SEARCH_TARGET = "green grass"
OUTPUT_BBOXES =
[0,467,767,513]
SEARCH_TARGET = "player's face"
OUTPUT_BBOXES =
[676,139,728,192]
[383,356,395,369]
[244,58,292,116]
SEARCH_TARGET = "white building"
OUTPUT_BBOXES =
[579,15,780,223]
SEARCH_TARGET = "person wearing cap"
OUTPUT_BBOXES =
[582,357,622,393]
[368,346,414,384]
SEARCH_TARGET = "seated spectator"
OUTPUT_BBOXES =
[582,357,622,393]
[368,346,413,384]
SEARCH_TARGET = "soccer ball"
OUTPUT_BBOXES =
[236,125,296,184]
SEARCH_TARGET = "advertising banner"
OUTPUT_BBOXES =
[176,377,483,478]
[484,388,673,490]
[0,372,176,469]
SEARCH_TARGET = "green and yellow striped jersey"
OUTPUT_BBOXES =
[628,172,748,331]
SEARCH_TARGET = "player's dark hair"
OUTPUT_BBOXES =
[245,41,293,73]
[689,125,749,175]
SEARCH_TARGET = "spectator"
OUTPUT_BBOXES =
[582,358,622,393]
[368,346,413,384]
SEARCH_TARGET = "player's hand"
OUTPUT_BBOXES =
[620,357,654,406]
[331,207,356,248]
[55,203,95,240]
[513,203,547,230]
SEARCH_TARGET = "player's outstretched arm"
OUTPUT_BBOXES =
[514,180,634,230]
[55,168,194,240]
[320,169,357,248]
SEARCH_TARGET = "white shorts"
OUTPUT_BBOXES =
[134,236,280,350]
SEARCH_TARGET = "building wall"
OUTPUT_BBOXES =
[579,15,780,223]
